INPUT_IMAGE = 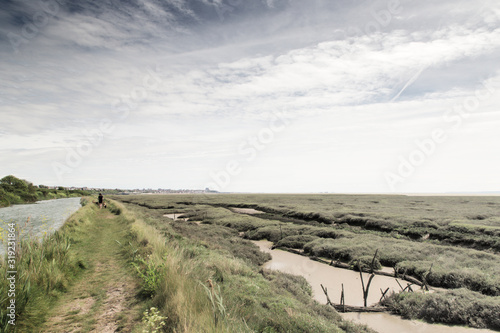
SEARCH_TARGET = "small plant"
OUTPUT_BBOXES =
[141,307,167,333]
[132,256,165,297]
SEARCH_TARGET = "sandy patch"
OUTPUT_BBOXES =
[91,283,127,333]
[230,207,264,215]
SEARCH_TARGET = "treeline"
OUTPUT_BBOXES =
[0,175,90,208]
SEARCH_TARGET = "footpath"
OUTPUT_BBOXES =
[40,208,141,332]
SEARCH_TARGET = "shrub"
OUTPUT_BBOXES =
[132,255,165,298]
[349,255,382,271]
[276,235,319,249]
[383,289,500,330]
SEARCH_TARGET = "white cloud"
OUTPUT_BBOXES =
[1,0,500,192]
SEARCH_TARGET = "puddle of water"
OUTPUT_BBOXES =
[0,198,82,255]
[230,207,264,215]
[253,240,496,333]
[163,213,189,221]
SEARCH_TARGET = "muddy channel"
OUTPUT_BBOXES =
[253,240,496,333]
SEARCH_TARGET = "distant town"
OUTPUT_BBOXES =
[60,187,219,195]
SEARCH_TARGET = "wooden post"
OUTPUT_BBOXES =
[341,283,345,312]
[379,287,390,303]
[358,249,378,307]
[321,284,333,306]
[422,263,433,291]
[395,278,405,291]
[405,283,414,292]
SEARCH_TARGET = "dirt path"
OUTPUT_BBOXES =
[41,210,142,332]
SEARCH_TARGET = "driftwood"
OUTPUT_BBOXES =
[332,304,388,313]
[321,283,389,313]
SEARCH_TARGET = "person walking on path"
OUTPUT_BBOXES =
[98,193,104,209]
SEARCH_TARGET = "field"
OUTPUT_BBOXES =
[113,193,500,330]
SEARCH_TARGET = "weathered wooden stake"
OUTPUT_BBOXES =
[341,283,345,312]
[379,287,390,303]
[358,249,378,307]
[396,278,405,291]
[321,284,333,306]
[422,263,433,291]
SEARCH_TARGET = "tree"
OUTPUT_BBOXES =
[0,175,28,193]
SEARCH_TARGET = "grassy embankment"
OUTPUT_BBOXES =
[0,198,91,332]
[1,196,372,333]
[115,194,500,331]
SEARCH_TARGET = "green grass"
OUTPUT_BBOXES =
[302,236,499,295]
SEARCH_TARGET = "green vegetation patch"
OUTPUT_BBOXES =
[0,175,90,208]
[303,236,500,295]
[383,288,500,330]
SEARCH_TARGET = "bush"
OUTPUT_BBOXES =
[349,255,382,271]
[276,235,319,249]
[132,256,165,298]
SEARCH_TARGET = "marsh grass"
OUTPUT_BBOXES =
[122,195,500,296]
[113,194,500,331]
[303,236,499,295]
[121,200,373,333]
[130,196,500,296]
[382,288,500,330]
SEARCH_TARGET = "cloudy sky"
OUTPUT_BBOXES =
[1,0,499,193]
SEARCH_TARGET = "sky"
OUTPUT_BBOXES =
[1,0,499,193]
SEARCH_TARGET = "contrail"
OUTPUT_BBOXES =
[391,66,427,102]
